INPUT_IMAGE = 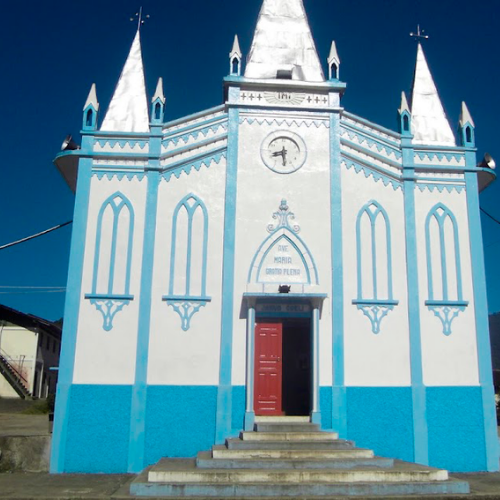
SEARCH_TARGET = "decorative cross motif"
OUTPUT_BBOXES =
[410,25,429,42]
[267,200,301,234]
[131,6,150,31]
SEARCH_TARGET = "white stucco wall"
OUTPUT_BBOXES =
[415,187,479,386]
[73,175,147,384]
[233,115,333,386]
[147,159,227,385]
[341,165,411,386]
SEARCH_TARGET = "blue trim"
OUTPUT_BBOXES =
[342,111,401,141]
[127,169,160,473]
[425,204,464,302]
[355,201,394,301]
[161,148,227,181]
[330,111,346,437]
[244,307,256,431]
[401,137,428,465]
[343,157,402,191]
[163,104,225,129]
[83,104,98,131]
[95,139,148,149]
[163,194,210,331]
[240,116,329,129]
[91,192,134,296]
[94,171,146,181]
[50,152,93,473]
[424,203,467,335]
[341,137,401,169]
[465,161,499,470]
[311,307,321,424]
[215,106,239,443]
[340,125,402,159]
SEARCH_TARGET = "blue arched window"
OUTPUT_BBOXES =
[163,194,211,331]
[85,192,135,331]
[352,200,398,334]
[424,203,468,335]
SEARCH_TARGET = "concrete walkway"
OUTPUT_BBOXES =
[0,472,499,499]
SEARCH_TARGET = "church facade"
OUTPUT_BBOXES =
[51,0,498,474]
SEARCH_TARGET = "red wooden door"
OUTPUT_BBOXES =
[254,322,283,415]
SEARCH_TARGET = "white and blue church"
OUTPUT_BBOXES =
[51,0,498,476]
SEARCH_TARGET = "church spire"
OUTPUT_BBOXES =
[410,43,455,146]
[245,0,324,82]
[101,30,149,133]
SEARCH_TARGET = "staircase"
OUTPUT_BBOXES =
[130,418,469,498]
[0,352,31,399]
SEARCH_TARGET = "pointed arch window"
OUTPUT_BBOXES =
[162,194,211,331]
[352,200,398,334]
[424,203,468,335]
[85,192,135,331]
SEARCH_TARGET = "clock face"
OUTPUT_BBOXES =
[261,131,307,174]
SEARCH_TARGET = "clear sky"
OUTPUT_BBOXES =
[1,0,499,321]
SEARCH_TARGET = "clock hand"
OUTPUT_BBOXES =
[281,146,288,166]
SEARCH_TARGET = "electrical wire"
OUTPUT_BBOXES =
[0,221,72,251]
[481,207,500,226]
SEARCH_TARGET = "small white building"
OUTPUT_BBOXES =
[0,304,61,399]
[51,0,498,475]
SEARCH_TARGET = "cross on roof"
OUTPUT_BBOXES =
[410,25,429,42]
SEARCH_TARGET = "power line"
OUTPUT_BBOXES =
[481,207,500,226]
[0,221,72,251]
[0,286,66,289]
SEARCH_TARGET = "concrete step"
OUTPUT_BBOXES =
[131,476,470,497]
[196,451,393,469]
[211,445,374,460]
[147,458,449,484]
[226,438,356,450]
[254,416,309,423]
[241,431,338,441]
[254,422,320,433]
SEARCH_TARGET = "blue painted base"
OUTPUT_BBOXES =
[53,384,496,473]
[53,384,246,473]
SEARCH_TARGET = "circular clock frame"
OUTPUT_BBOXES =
[260,130,307,174]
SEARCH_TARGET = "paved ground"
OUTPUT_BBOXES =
[2,398,500,499]
[0,471,499,499]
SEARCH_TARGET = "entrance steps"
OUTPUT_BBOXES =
[130,421,469,497]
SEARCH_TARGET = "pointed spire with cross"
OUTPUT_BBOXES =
[130,6,150,31]
[410,24,429,42]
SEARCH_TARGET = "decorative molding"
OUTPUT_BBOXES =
[94,139,148,150]
[240,91,329,108]
[240,117,329,129]
[93,171,146,181]
[416,183,465,194]
[425,300,468,336]
[248,200,318,286]
[163,194,210,331]
[354,200,398,334]
[162,296,211,332]
[161,150,226,182]
[343,160,402,191]
[352,299,398,334]
[162,122,228,150]
[267,199,300,233]
[415,151,464,164]
[85,294,133,331]
[86,192,134,331]
[425,203,467,335]
[340,127,402,160]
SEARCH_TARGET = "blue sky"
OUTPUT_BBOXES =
[1,0,499,320]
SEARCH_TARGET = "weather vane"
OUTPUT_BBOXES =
[130,6,150,31]
[410,24,429,41]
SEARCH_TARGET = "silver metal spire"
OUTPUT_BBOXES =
[459,101,475,128]
[244,0,324,82]
[101,30,149,133]
[410,44,455,146]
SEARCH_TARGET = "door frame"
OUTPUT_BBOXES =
[242,293,326,431]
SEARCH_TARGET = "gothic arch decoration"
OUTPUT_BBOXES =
[424,203,468,335]
[85,192,135,331]
[248,200,319,287]
[352,200,398,334]
[162,194,211,331]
